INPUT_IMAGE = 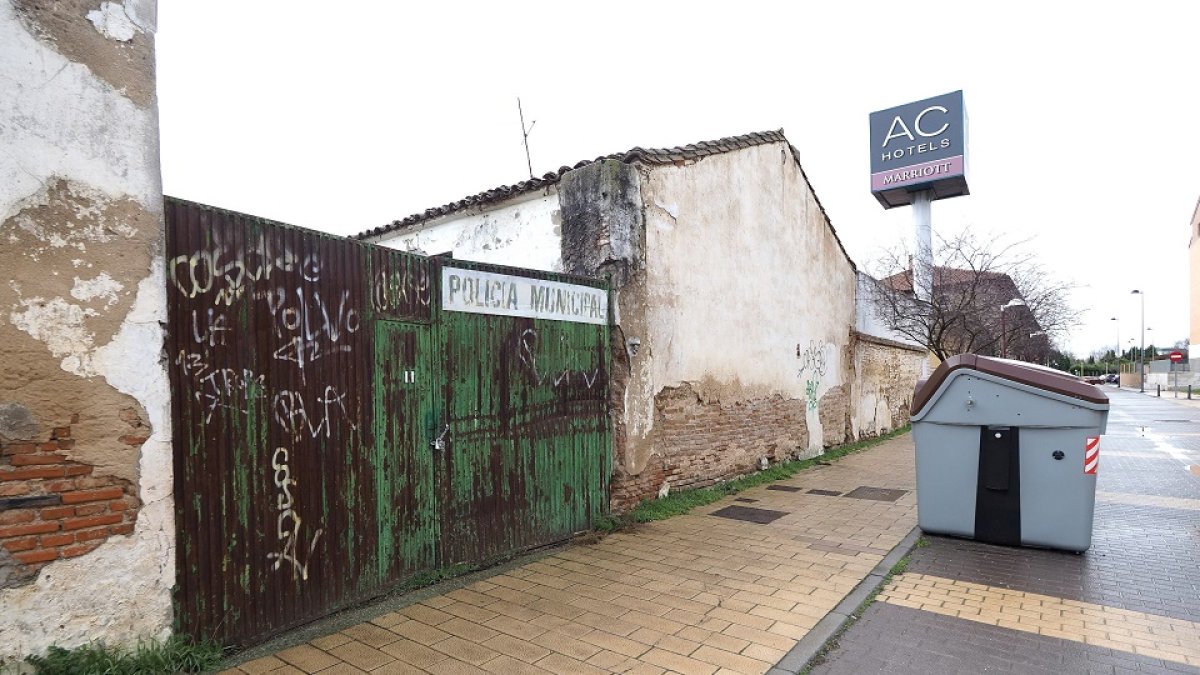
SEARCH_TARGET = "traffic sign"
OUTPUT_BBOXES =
[1169,350,1184,363]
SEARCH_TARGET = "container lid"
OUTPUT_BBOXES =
[911,354,1109,416]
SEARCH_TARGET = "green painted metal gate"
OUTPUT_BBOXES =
[167,198,611,647]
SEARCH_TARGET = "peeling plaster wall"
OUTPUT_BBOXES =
[371,191,563,272]
[0,0,170,663]
[629,142,858,480]
[851,335,925,438]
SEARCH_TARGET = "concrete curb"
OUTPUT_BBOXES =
[767,525,923,675]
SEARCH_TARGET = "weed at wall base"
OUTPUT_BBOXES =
[601,425,912,531]
[24,636,222,675]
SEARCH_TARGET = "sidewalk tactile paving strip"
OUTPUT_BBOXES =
[878,572,1200,668]
[221,435,918,675]
[842,486,907,502]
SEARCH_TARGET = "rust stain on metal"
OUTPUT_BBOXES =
[166,198,610,647]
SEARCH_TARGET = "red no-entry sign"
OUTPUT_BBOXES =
[1169,350,1184,363]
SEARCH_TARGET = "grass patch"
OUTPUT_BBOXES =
[26,635,222,675]
[601,425,911,532]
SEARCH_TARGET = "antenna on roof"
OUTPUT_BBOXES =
[517,97,536,180]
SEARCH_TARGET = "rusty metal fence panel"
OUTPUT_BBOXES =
[433,259,611,566]
[166,198,610,647]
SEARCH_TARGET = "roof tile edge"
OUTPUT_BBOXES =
[354,129,856,272]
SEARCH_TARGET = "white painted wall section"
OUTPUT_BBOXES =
[371,191,564,272]
[855,272,925,348]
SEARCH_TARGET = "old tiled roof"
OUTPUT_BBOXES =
[354,129,852,268]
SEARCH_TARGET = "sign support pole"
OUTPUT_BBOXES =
[913,189,933,377]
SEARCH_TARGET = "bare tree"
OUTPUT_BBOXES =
[865,229,1080,362]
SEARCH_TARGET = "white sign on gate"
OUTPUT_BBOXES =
[442,267,607,325]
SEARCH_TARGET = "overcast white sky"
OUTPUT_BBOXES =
[156,1,1200,357]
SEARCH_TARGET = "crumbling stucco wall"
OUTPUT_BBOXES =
[0,0,171,663]
[850,334,925,438]
[372,191,563,272]
[363,144,873,509]
[618,142,857,504]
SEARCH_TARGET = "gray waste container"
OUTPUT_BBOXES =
[911,355,1109,552]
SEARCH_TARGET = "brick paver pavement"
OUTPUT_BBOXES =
[812,389,1200,674]
[220,434,918,675]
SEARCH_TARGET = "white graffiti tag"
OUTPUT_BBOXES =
[272,386,359,441]
[266,447,322,581]
[169,236,319,306]
[193,367,267,423]
[518,329,601,389]
[259,287,360,382]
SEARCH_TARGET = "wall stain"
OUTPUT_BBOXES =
[1,178,156,485]
[13,0,155,107]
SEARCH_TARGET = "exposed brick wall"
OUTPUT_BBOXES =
[851,334,924,437]
[818,384,851,447]
[0,424,139,577]
[611,383,808,512]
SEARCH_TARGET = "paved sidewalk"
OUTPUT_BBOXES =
[220,434,917,675]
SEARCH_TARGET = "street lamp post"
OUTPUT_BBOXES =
[1131,290,1145,392]
[1000,298,1025,359]
[1110,317,1119,388]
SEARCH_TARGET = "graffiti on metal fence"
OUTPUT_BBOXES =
[267,446,322,581]
[168,199,611,644]
[272,386,358,441]
[169,236,320,305]
[259,287,360,380]
[372,263,432,313]
[518,328,601,389]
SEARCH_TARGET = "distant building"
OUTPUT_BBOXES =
[876,266,1047,363]
[359,131,925,508]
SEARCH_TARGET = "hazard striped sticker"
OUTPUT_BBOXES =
[1084,436,1100,475]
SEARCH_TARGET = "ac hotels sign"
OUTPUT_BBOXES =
[869,90,969,208]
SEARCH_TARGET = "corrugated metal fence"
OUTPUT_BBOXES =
[166,198,610,647]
